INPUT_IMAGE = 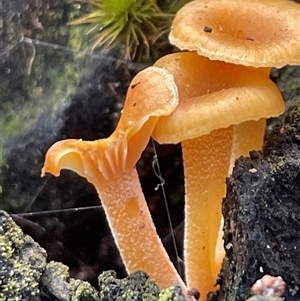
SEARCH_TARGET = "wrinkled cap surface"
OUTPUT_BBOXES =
[170,0,300,67]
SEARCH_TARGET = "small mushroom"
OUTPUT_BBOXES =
[169,0,300,67]
[41,66,191,295]
[152,52,284,299]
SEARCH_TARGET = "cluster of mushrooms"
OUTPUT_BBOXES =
[42,0,300,300]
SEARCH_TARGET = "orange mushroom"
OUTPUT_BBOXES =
[158,1,300,298]
[169,0,300,68]
[152,52,285,300]
[41,66,192,296]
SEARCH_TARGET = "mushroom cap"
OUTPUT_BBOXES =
[116,66,178,138]
[169,0,300,68]
[42,66,178,180]
[152,52,285,144]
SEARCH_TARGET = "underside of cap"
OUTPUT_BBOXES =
[152,52,285,144]
[169,0,300,68]
[42,66,180,181]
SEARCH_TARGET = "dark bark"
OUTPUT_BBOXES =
[210,101,300,301]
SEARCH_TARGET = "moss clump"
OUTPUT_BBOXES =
[69,0,173,61]
[0,210,47,300]
[98,270,188,301]
[159,284,189,301]
[40,261,100,300]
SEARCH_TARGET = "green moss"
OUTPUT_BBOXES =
[0,49,81,171]
[68,0,193,62]
[98,270,188,301]
[159,285,187,301]
[72,281,101,301]
[69,0,173,61]
[0,210,47,300]
[41,261,100,300]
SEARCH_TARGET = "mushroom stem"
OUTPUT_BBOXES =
[97,166,188,289]
[231,118,266,168]
[183,119,267,300]
[182,127,234,297]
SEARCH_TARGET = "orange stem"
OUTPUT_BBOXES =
[182,127,234,300]
[183,119,266,300]
[94,166,188,290]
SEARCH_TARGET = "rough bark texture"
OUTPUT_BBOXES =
[210,100,300,301]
